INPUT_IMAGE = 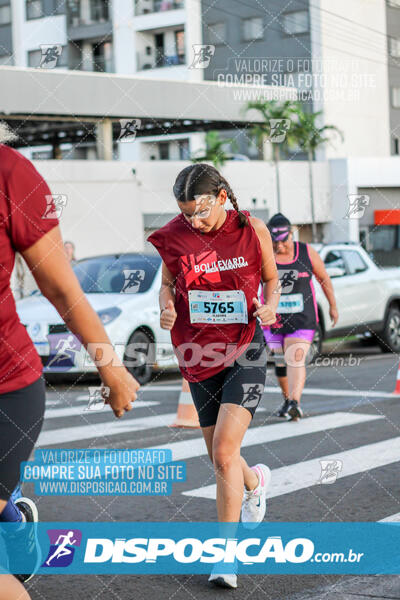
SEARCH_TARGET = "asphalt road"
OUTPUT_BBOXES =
[22,343,400,600]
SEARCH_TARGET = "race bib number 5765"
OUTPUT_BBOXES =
[188,290,248,324]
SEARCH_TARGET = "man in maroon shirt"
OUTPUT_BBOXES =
[0,124,140,596]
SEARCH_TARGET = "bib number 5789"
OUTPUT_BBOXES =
[204,301,234,314]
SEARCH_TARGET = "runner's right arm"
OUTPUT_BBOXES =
[160,261,177,330]
[21,226,140,418]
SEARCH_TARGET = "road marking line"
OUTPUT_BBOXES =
[182,435,400,500]
[44,400,160,419]
[379,513,400,522]
[277,387,395,399]
[38,412,179,446]
[147,412,381,461]
[137,385,395,398]
[39,407,264,446]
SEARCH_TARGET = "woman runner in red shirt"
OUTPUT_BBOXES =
[148,163,280,588]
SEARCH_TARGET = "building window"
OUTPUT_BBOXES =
[368,225,397,251]
[53,0,66,15]
[32,150,53,160]
[178,139,190,160]
[0,4,11,25]
[242,17,263,42]
[282,10,309,35]
[90,0,109,22]
[394,137,400,154]
[93,41,113,72]
[175,29,185,62]
[389,37,400,57]
[27,49,42,67]
[0,54,12,65]
[26,0,44,19]
[391,87,400,107]
[207,22,226,45]
[135,0,184,15]
[159,142,169,160]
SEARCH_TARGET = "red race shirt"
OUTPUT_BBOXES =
[148,209,262,382]
[0,145,59,394]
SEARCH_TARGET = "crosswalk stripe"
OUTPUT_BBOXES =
[39,405,264,445]
[379,513,400,522]
[129,385,395,399]
[38,411,179,446]
[146,412,381,461]
[271,387,395,399]
[44,400,160,420]
[182,436,400,500]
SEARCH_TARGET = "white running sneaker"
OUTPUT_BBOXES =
[208,562,238,589]
[208,572,237,589]
[241,463,271,529]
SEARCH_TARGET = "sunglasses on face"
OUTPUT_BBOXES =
[271,227,290,242]
[186,194,218,221]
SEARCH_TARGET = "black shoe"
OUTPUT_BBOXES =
[288,400,303,421]
[7,497,41,583]
[276,399,290,418]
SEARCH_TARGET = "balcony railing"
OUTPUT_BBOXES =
[135,0,184,16]
[69,56,114,72]
[137,51,185,70]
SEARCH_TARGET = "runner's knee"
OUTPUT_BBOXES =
[212,439,239,471]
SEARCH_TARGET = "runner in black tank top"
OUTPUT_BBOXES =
[260,214,339,421]
[271,240,318,335]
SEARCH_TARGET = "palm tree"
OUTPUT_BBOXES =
[191,130,238,169]
[245,100,298,212]
[290,105,343,241]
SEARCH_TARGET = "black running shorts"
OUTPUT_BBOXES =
[188,323,268,427]
[0,376,46,500]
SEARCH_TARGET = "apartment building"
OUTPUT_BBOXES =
[200,0,397,160]
[2,0,398,161]
[0,0,203,160]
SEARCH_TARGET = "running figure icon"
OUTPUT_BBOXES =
[121,269,145,293]
[45,531,77,566]
[47,335,77,367]
[280,270,297,291]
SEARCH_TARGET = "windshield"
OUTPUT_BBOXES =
[73,255,161,294]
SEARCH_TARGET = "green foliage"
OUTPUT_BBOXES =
[191,130,238,169]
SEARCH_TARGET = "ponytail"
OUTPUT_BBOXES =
[217,177,249,228]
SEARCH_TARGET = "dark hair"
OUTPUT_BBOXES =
[267,212,291,229]
[173,163,248,228]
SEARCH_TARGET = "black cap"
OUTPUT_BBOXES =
[267,213,291,242]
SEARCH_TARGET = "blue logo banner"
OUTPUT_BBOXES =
[0,522,399,575]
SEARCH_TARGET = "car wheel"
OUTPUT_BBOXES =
[377,306,400,353]
[124,329,155,385]
[309,324,323,363]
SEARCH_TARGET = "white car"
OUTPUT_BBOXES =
[312,243,400,355]
[16,253,178,384]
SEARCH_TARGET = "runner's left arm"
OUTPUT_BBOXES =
[249,217,280,325]
[307,245,339,326]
